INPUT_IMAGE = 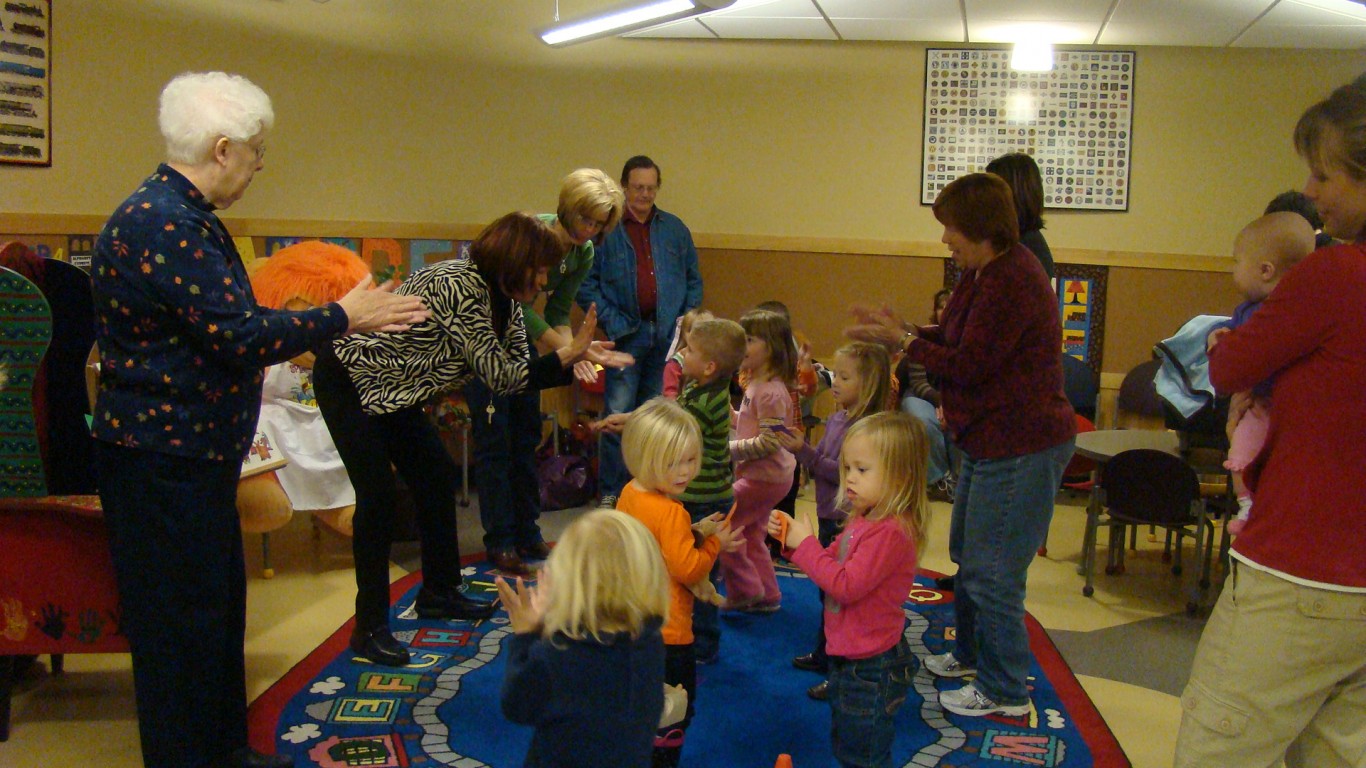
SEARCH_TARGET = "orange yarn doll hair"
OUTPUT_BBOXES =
[250,241,370,310]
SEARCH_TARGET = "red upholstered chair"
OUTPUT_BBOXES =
[0,264,127,742]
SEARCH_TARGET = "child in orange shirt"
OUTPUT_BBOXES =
[617,397,743,768]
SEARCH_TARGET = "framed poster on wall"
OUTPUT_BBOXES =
[922,48,1134,211]
[0,0,50,165]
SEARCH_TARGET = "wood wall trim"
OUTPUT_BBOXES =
[1,212,1227,273]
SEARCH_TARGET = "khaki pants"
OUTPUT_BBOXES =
[1175,561,1366,768]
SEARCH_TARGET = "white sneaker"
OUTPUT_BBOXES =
[923,652,976,678]
[596,495,618,509]
[939,683,1031,717]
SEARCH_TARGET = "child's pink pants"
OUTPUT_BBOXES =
[720,476,791,605]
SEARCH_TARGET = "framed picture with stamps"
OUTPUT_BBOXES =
[0,0,50,166]
[922,48,1135,211]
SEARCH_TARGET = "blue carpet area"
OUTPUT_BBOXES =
[253,559,1127,767]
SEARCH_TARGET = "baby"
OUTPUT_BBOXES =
[1207,211,1315,535]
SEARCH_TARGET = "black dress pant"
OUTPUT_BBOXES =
[312,348,464,632]
[98,441,246,768]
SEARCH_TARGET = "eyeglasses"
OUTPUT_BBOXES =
[236,139,266,161]
[627,184,658,194]
[576,213,609,231]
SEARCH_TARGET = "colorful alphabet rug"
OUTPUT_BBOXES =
[248,559,1129,767]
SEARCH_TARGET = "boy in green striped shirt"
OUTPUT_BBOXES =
[676,318,748,664]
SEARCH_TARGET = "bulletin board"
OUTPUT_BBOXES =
[0,0,50,166]
[922,48,1134,211]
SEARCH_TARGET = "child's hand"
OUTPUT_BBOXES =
[767,510,811,550]
[572,360,600,384]
[590,413,629,434]
[773,429,805,452]
[714,518,745,553]
[495,576,545,635]
[1206,327,1230,353]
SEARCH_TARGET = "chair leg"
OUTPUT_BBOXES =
[261,533,274,579]
[0,654,12,742]
[49,653,63,674]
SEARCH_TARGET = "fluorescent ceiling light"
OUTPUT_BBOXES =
[1289,0,1366,18]
[540,0,736,46]
[1011,39,1054,72]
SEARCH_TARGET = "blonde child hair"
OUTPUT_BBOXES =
[687,318,747,378]
[837,411,931,550]
[834,342,892,423]
[539,508,670,643]
[739,309,797,385]
[622,397,702,492]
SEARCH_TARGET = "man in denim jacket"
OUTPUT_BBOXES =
[578,155,703,505]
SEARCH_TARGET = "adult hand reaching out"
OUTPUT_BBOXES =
[556,304,636,371]
[338,276,431,334]
[845,303,910,351]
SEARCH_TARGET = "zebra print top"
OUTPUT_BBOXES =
[332,259,540,415]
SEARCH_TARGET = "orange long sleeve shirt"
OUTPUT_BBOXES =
[617,482,721,645]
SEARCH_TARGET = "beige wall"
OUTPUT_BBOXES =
[0,1,1359,372]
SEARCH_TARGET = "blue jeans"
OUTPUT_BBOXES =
[682,497,731,660]
[597,320,667,498]
[828,638,916,768]
[948,438,1074,705]
[900,395,955,483]
[463,374,544,553]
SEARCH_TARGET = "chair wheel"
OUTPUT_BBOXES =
[262,568,275,579]
[1172,565,1182,576]
[1083,586,1094,597]
[1104,564,1118,575]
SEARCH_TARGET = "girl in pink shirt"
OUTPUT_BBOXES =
[769,411,927,768]
[721,309,797,611]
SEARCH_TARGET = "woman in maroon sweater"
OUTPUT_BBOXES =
[1175,76,1366,768]
[850,173,1075,717]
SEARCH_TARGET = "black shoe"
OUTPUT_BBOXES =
[935,574,957,592]
[807,679,830,701]
[349,626,410,667]
[221,746,295,768]
[791,652,828,673]
[415,587,497,621]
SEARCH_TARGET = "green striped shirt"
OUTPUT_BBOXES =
[678,378,734,504]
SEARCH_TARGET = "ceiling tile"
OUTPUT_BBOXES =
[707,0,824,19]
[705,15,840,38]
[1234,0,1366,48]
[967,0,1114,24]
[831,18,965,41]
[1100,0,1262,46]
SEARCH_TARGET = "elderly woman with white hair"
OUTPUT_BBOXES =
[91,71,426,768]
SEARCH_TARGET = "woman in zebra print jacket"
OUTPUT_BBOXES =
[313,211,632,667]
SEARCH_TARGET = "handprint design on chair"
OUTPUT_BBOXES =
[77,609,105,644]
[2,597,28,641]
[38,603,68,641]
